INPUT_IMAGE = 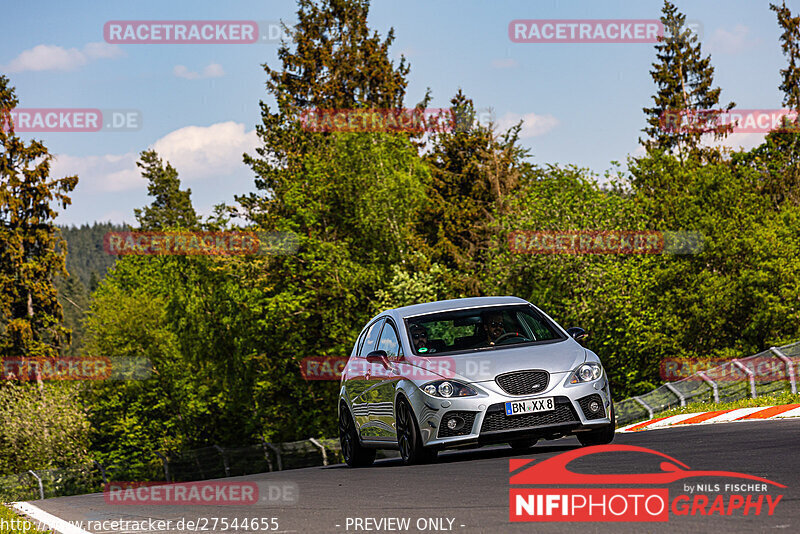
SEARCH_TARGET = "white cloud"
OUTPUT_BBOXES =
[4,42,123,72]
[491,58,518,69]
[51,153,140,193]
[496,111,559,138]
[51,121,258,196]
[151,121,258,180]
[173,62,225,80]
[707,25,756,55]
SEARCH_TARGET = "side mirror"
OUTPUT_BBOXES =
[566,327,588,343]
[365,350,390,368]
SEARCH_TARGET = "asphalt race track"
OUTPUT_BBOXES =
[26,420,800,534]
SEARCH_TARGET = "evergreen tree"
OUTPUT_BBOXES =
[239,0,412,229]
[421,90,531,293]
[642,1,734,161]
[0,75,77,357]
[771,1,800,111]
[133,150,198,230]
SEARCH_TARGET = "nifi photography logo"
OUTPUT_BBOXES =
[509,445,785,522]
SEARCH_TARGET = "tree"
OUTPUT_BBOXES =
[133,150,198,230]
[0,75,77,357]
[642,1,734,161]
[771,1,800,111]
[420,90,531,293]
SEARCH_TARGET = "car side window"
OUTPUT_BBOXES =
[358,319,384,357]
[377,322,403,361]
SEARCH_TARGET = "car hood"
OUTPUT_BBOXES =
[404,340,587,384]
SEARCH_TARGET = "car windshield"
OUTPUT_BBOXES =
[405,305,564,355]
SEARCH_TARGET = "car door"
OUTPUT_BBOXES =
[345,318,383,437]
[367,320,404,441]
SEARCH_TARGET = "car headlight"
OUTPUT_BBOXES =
[569,362,603,384]
[421,380,477,398]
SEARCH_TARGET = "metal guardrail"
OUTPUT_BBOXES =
[615,341,800,426]
[0,438,399,503]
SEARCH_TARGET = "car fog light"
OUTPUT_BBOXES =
[589,400,601,413]
[447,418,458,430]
[438,381,454,397]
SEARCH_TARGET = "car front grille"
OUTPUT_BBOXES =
[577,394,606,420]
[480,397,578,434]
[437,411,477,438]
[495,370,549,395]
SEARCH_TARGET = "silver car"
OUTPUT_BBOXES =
[338,296,615,466]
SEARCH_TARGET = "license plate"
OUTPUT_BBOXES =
[505,397,555,416]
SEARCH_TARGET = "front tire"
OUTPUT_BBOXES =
[339,404,376,467]
[395,398,437,465]
[577,401,615,446]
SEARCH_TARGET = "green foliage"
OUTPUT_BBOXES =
[0,382,91,475]
[133,150,198,230]
[0,75,77,358]
[642,1,733,160]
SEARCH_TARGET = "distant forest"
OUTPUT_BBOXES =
[56,223,125,355]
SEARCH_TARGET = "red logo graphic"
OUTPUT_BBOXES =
[298,108,454,133]
[509,20,662,43]
[510,445,785,522]
[1,356,112,381]
[660,109,800,134]
[104,481,258,505]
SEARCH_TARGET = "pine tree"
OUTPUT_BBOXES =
[421,90,530,293]
[238,0,412,228]
[642,1,734,161]
[772,1,800,111]
[0,75,78,357]
[133,150,198,230]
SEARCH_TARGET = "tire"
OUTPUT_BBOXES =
[395,398,438,465]
[339,404,376,467]
[577,401,615,447]
[508,438,538,451]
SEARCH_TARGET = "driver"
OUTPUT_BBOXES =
[409,324,433,352]
[484,311,506,345]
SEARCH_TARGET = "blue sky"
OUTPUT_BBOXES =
[0,0,792,225]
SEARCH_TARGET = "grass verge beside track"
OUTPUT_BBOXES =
[0,505,50,534]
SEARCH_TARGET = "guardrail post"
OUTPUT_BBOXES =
[632,396,654,419]
[664,383,686,407]
[260,438,274,472]
[265,443,282,471]
[94,461,108,485]
[28,470,44,500]
[732,359,757,399]
[309,438,328,466]
[697,371,719,403]
[213,445,230,477]
[770,347,797,394]
[154,451,170,482]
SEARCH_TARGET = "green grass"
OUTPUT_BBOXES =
[620,391,800,427]
[0,506,50,534]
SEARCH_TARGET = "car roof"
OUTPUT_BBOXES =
[390,296,530,319]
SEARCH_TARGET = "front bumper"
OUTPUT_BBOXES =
[408,374,613,449]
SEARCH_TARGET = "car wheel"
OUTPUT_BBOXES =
[508,438,538,451]
[339,404,376,467]
[577,401,615,446]
[396,398,437,465]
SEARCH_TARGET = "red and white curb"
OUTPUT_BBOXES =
[619,403,800,432]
